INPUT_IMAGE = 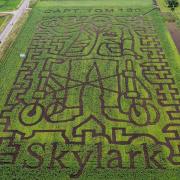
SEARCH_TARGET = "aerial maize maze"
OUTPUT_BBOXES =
[0,1,180,179]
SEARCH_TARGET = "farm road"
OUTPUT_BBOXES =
[0,0,30,45]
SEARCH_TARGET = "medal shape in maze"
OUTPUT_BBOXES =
[0,12,180,165]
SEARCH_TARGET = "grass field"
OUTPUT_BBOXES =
[0,0,180,179]
[0,14,12,32]
[0,0,22,11]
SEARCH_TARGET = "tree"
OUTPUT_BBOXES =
[167,0,179,11]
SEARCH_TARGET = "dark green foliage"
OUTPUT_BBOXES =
[167,0,179,10]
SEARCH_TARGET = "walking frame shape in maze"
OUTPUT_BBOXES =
[0,8,180,173]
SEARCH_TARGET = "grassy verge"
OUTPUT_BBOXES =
[0,14,12,33]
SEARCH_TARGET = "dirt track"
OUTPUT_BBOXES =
[168,22,180,53]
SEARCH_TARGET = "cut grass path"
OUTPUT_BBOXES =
[38,0,153,8]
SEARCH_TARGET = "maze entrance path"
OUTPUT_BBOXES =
[0,7,180,178]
